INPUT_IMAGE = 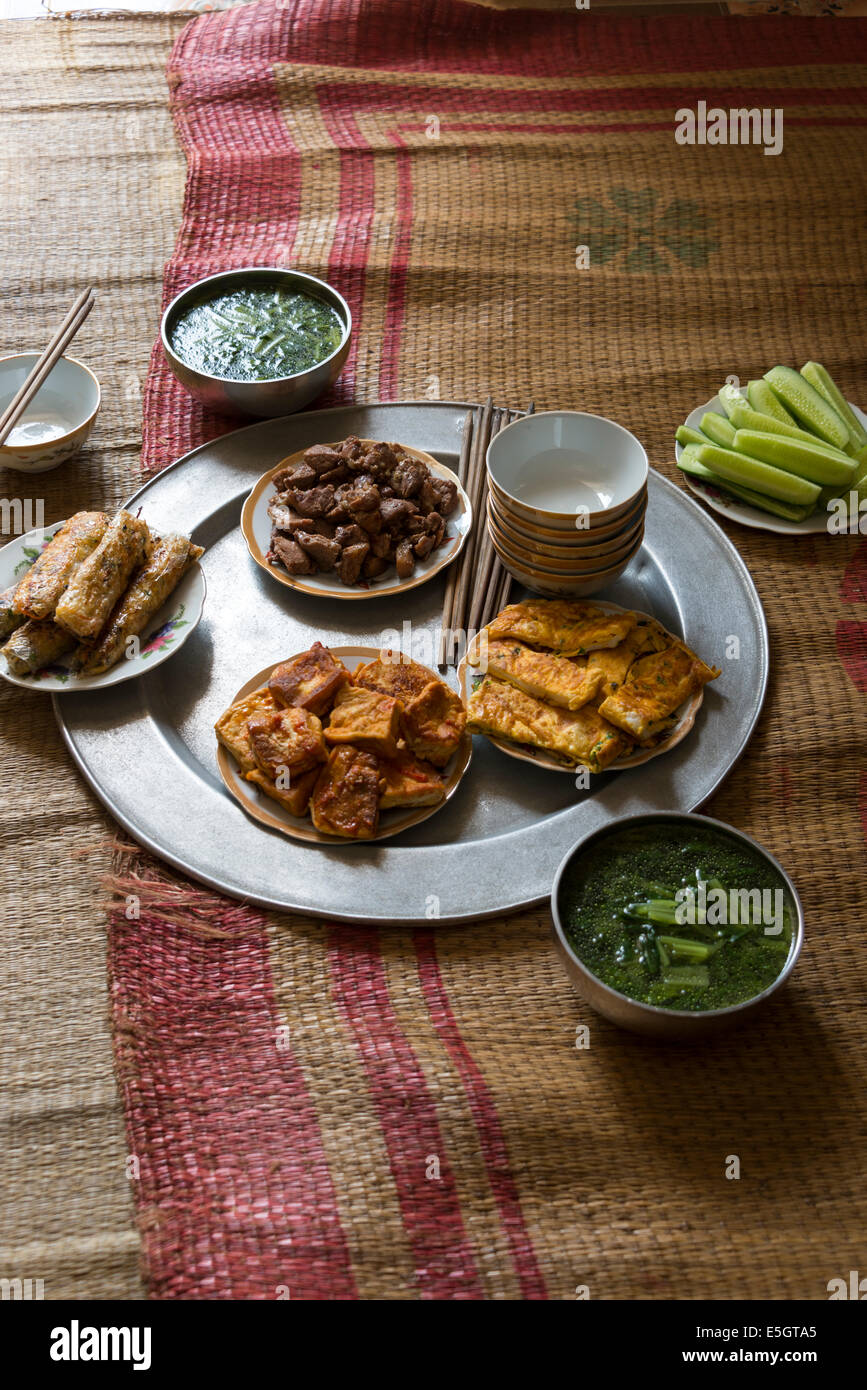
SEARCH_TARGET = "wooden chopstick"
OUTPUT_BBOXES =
[438,408,475,665]
[0,288,95,447]
[467,407,508,636]
[443,396,492,664]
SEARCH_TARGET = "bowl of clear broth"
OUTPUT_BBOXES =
[161,267,352,417]
[551,813,803,1039]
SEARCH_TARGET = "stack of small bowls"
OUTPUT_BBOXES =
[485,411,648,597]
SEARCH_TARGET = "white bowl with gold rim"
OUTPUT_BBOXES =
[486,410,648,531]
[0,354,101,474]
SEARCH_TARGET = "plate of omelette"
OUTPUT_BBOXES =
[457,598,720,775]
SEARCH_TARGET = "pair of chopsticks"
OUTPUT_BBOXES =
[438,397,534,666]
[0,288,95,448]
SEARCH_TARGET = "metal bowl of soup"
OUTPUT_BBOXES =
[160,267,352,418]
[551,812,804,1039]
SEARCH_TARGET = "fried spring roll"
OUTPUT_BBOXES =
[1,619,76,676]
[0,585,26,641]
[12,511,109,620]
[55,510,151,640]
[75,534,204,675]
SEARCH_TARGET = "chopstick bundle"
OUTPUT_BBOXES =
[0,288,95,448]
[438,398,533,666]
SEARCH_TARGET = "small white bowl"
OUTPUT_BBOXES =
[487,410,648,529]
[488,489,646,557]
[489,532,639,597]
[0,354,101,473]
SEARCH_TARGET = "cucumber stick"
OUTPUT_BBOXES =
[764,365,851,452]
[695,443,820,505]
[718,383,751,419]
[733,429,857,486]
[800,362,867,452]
[677,451,815,521]
[676,424,709,448]
[819,461,867,510]
[747,379,796,426]
[700,412,737,448]
[726,403,855,462]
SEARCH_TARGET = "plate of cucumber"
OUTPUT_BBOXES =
[675,363,867,536]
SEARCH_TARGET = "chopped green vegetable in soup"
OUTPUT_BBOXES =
[170,283,344,381]
[560,825,794,1011]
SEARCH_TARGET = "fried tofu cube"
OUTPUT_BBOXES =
[247,706,327,780]
[378,748,445,809]
[268,642,349,716]
[352,651,434,706]
[310,746,381,839]
[214,689,277,773]
[400,679,466,768]
[245,765,320,818]
[324,684,400,758]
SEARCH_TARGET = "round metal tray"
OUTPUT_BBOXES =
[54,402,768,924]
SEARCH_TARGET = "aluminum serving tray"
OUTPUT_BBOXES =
[54,403,768,924]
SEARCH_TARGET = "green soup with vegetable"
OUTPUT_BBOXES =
[169,283,345,381]
[560,824,796,1012]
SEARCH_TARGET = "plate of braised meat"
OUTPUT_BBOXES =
[241,435,471,598]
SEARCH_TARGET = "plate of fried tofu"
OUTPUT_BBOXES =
[241,436,472,599]
[458,598,721,775]
[215,642,472,842]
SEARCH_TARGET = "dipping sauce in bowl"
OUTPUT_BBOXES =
[160,267,352,418]
[551,813,803,1037]
[168,282,345,383]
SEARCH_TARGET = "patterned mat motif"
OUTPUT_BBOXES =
[118,0,867,1297]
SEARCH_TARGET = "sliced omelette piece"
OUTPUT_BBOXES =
[472,639,604,711]
[487,599,636,656]
[466,675,632,773]
[214,688,277,772]
[585,616,669,700]
[597,641,721,741]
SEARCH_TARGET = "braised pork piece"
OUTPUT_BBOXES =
[265,436,459,586]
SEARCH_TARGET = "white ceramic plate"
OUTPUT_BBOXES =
[677,395,867,536]
[216,645,472,844]
[241,439,471,599]
[457,601,711,775]
[0,520,206,691]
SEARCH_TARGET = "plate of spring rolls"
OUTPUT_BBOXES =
[0,509,206,690]
[457,598,721,775]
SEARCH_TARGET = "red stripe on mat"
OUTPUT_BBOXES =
[379,132,412,400]
[177,2,866,81]
[109,902,357,1299]
[414,931,548,1300]
[328,925,486,1298]
[836,619,867,693]
[840,538,867,604]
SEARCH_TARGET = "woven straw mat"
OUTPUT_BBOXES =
[2,1,867,1300]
